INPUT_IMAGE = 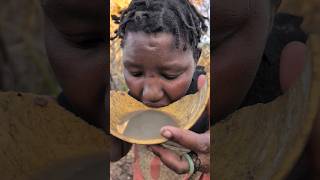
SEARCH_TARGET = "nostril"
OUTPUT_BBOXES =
[142,86,163,102]
[143,91,162,102]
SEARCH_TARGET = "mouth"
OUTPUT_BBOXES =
[143,101,169,108]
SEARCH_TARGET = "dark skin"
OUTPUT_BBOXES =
[112,31,210,174]
[213,0,307,121]
[215,2,320,179]
[214,0,313,179]
[146,0,305,176]
[146,0,280,174]
[41,0,310,177]
[123,32,195,108]
[41,0,107,129]
[213,0,273,121]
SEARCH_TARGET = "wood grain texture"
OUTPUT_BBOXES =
[110,73,210,145]
[0,92,109,180]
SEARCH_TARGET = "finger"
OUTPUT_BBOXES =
[148,145,189,174]
[196,74,210,119]
[160,126,210,153]
[280,41,308,91]
[197,74,206,90]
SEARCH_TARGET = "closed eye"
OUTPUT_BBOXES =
[130,71,143,77]
[63,33,105,49]
[161,73,180,80]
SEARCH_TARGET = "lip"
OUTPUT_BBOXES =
[143,101,169,108]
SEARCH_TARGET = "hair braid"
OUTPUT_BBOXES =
[111,0,208,61]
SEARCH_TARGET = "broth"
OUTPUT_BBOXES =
[122,110,177,140]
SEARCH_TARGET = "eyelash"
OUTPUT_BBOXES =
[129,71,180,80]
[130,71,143,77]
[64,34,105,49]
[162,73,179,80]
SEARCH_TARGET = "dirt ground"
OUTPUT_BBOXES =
[110,148,134,180]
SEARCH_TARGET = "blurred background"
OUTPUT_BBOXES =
[0,0,59,95]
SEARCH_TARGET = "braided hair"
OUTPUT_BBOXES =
[111,0,208,61]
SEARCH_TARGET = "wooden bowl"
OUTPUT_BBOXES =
[110,73,210,144]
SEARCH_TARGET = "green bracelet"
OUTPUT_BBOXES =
[183,153,195,175]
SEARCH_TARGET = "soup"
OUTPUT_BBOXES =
[122,110,178,140]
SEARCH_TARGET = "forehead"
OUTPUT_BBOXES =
[124,32,176,52]
[122,32,194,64]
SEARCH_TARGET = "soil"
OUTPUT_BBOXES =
[110,148,134,180]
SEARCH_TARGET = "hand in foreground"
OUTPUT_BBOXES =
[148,75,210,175]
[148,127,210,175]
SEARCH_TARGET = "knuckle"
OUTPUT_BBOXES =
[198,142,210,153]
[172,130,183,142]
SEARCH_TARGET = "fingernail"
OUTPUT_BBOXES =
[162,130,172,139]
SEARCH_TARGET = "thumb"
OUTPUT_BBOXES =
[197,74,206,90]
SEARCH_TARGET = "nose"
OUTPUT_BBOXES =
[142,78,163,103]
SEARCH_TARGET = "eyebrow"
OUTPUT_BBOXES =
[123,61,143,68]
[160,63,188,72]
[123,57,191,70]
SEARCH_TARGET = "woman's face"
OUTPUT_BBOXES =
[213,0,274,120]
[42,0,107,128]
[122,32,196,108]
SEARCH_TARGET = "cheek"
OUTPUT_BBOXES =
[124,72,142,98]
[164,74,193,101]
